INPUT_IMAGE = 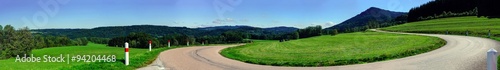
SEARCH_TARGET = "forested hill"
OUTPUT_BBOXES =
[407,0,500,22]
[325,7,407,32]
[32,25,298,39]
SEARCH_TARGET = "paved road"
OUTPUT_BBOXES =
[142,29,500,70]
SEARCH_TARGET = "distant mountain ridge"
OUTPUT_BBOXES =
[33,7,403,38]
[32,25,299,39]
[326,7,407,32]
[196,25,256,31]
[264,26,299,33]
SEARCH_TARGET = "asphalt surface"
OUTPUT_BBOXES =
[139,29,500,70]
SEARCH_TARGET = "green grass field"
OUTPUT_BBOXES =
[0,43,156,70]
[221,32,445,66]
[381,16,500,40]
[381,16,500,69]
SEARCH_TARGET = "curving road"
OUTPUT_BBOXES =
[140,29,500,70]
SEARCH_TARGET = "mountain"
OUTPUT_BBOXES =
[325,7,407,32]
[195,26,298,37]
[196,25,257,31]
[32,25,299,39]
[264,26,299,33]
[33,25,200,38]
[197,26,298,34]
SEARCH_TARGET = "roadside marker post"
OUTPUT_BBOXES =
[446,30,449,34]
[187,41,190,46]
[466,30,469,36]
[168,40,171,48]
[125,42,129,65]
[489,30,491,38]
[149,40,152,51]
[487,48,497,70]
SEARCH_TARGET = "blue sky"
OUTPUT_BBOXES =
[0,0,432,29]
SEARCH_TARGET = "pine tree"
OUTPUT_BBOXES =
[0,25,3,59]
[17,27,34,55]
[3,25,15,56]
[331,29,339,36]
[0,25,3,34]
[294,31,299,39]
[34,35,46,49]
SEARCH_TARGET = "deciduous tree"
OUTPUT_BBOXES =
[331,29,338,36]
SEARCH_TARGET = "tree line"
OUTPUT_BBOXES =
[0,25,94,59]
[408,0,500,22]
[107,32,160,48]
[32,25,299,40]
[281,25,341,41]
[297,25,322,38]
[107,26,333,48]
[0,25,33,59]
[107,30,253,48]
[276,25,338,41]
[477,0,500,18]
[32,35,88,49]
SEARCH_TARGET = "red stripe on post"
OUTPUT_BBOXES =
[125,48,129,52]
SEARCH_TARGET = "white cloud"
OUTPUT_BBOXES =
[197,24,214,28]
[225,18,234,22]
[325,21,335,26]
[173,21,184,24]
[212,18,240,24]
[212,20,222,24]
[307,21,336,28]
[324,21,335,27]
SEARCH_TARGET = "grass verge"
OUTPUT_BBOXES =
[58,46,180,70]
[0,42,184,70]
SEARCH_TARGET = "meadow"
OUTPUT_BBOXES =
[381,16,500,68]
[221,32,445,66]
[0,42,169,70]
[381,16,500,40]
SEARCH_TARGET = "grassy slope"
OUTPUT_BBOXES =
[0,43,149,70]
[381,16,500,69]
[381,16,500,40]
[221,32,445,66]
